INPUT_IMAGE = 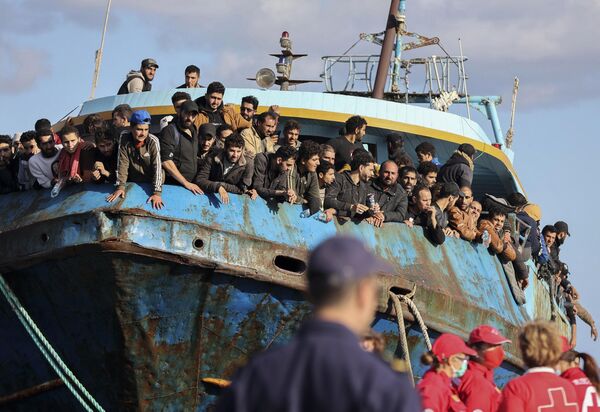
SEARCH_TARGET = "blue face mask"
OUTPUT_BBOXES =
[453,359,468,378]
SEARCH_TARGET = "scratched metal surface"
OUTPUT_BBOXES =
[0,184,566,410]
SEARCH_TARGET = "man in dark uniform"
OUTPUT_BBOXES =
[216,236,421,412]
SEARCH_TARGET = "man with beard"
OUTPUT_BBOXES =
[117,58,158,95]
[405,184,445,245]
[290,140,321,215]
[433,182,463,237]
[0,135,19,193]
[399,165,418,196]
[90,130,117,184]
[197,123,218,168]
[55,125,95,185]
[417,161,438,188]
[478,209,516,262]
[196,133,256,205]
[324,151,374,221]
[241,112,277,159]
[239,95,258,122]
[316,161,336,221]
[366,160,408,228]
[17,131,39,190]
[177,65,202,89]
[448,186,477,241]
[252,145,297,204]
[29,129,62,189]
[107,110,164,209]
[193,82,251,130]
[276,120,302,150]
[161,101,203,195]
[329,115,367,171]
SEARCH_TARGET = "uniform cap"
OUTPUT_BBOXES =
[130,110,151,125]
[468,325,511,345]
[432,333,477,361]
[307,235,394,288]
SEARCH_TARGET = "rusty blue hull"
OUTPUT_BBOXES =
[0,184,565,410]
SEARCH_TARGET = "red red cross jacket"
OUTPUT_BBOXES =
[561,367,600,412]
[418,368,467,412]
[498,367,579,412]
[457,361,501,412]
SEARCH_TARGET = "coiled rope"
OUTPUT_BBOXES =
[0,275,105,412]
[389,285,432,384]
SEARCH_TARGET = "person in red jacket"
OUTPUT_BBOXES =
[458,325,511,412]
[498,321,579,412]
[418,333,477,412]
[558,336,600,411]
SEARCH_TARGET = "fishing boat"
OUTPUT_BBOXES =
[0,1,569,410]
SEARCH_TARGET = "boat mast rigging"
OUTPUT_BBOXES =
[89,0,112,100]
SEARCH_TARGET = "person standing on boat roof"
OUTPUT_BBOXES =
[241,111,277,159]
[329,115,367,172]
[117,58,158,95]
[290,140,321,215]
[29,129,62,189]
[498,321,579,412]
[107,110,164,209]
[160,100,204,195]
[437,143,476,188]
[193,82,251,131]
[195,133,256,205]
[251,145,297,204]
[417,332,476,412]
[557,336,600,411]
[415,141,442,168]
[177,65,202,89]
[365,160,408,228]
[216,235,421,412]
[324,151,375,222]
[457,325,511,412]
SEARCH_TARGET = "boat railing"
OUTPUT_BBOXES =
[321,54,469,103]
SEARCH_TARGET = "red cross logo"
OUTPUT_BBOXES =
[538,388,579,411]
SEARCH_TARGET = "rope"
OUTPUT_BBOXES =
[0,275,105,412]
[388,285,433,384]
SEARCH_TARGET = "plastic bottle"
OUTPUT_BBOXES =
[299,209,312,218]
[313,211,329,223]
[482,230,491,248]
[50,178,65,198]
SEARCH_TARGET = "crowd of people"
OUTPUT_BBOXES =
[216,235,600,412]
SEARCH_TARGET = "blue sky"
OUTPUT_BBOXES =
[1,0,598,357]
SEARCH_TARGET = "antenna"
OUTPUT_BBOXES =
[458,38,470,120]
[89,0,112,100]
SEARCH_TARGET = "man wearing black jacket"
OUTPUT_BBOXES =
[437,143,475,188]
[366,160,408,227]
[161,100,203,194]
[252,145,297,203]
[291,140,321,215]
[406,184,445,245]
[324,151,374,220]
[196,133,256,204]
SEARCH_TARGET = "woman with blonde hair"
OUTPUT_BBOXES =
[498,321,578,411]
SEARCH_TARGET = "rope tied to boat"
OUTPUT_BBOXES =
[388,285,432,384]
[0,275,105,412]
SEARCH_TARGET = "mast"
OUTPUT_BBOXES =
[89,0,112,100]
[372,0,404,99]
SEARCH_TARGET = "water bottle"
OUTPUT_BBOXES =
[482,230,491,248]
[313,211,329,223]
[50,178,65,198]
[366,193,375,209]
[299,209,311,218]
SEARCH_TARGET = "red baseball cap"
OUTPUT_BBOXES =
[468,325,511,345]
[560,336,572,353]
[432,333,477,361]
